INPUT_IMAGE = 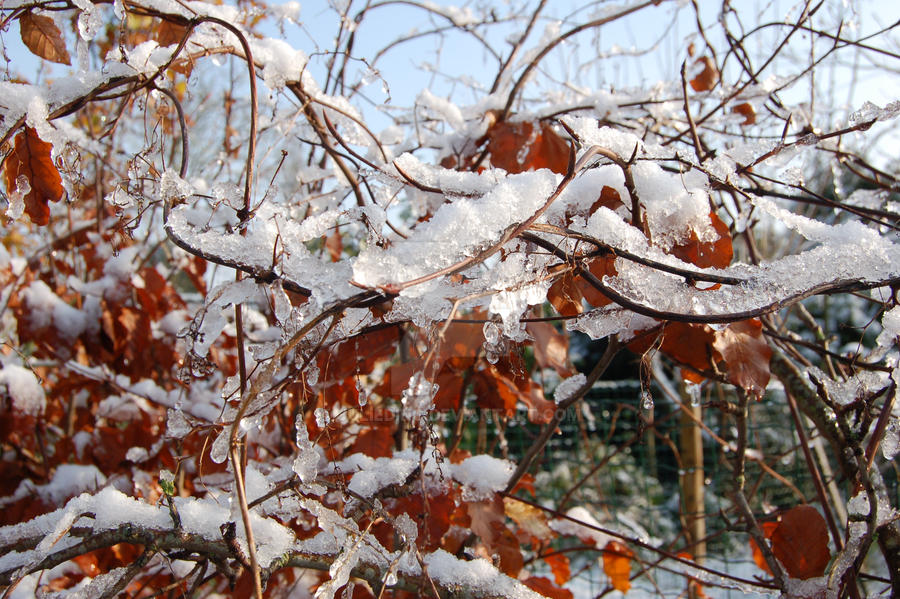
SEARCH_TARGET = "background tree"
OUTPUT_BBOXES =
[1,0,899,597]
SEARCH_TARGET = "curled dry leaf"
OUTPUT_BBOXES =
[689,56,719,92]
[19,13,71,65]
[732,102,757,125]
[526,321,573,377]
[503,497,554,543]
[3,127,64,225]
[711,319,772,399]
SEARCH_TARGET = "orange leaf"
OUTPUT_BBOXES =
[523,576,573,599]
[602,540,634,593]
[671,211,733,269]
[487,121,570,175]
[3,127,64,225]
[676,552,709,598]
[712,319,772,399]
[770,505,831,579]
[689,56,719,92]
[733,102,757,125]
[750,521,778,575]
[574,256,617,308]
[547,273,583,317]
[19,13,70,65]
[544,553,572,586]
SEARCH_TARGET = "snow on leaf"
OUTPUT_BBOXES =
[0,364,45,416]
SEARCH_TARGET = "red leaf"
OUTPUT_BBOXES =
[588,185,625,215]
[472,367,519,417]
[602,540,634,593]
[712,319,772,399]
[3,127,64,225]
[325,228,342,262]
[770,505,831,579]
[487,121,570,175]
[628,322,719,383]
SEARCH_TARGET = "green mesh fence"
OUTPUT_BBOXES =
[457,375,899,597]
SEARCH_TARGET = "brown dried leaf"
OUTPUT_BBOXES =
[487,121,570,175]
[468,497,524,576]
[733,102,757,125]
[712,319,771,399]
[547,273,583,317]
[3,127,64,225]
[157,20,189,47]
[526,321,572,377]
[689,56,719,92]
[671,211,733,269]
[19,13,70,65]
[503,497,554,543]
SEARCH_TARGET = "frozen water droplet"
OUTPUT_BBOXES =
[166,409,192,438]
[306,363,319,386]
[314,408,330,427]
[641,390,654,410]
[485,346,500,364]
[483,321,500,345]
[356,378,368,407]
[401,372,437,419]
[77,6,102,41]
[686,382,702,407]
[210,429,230,464]
[385,572,398,586]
